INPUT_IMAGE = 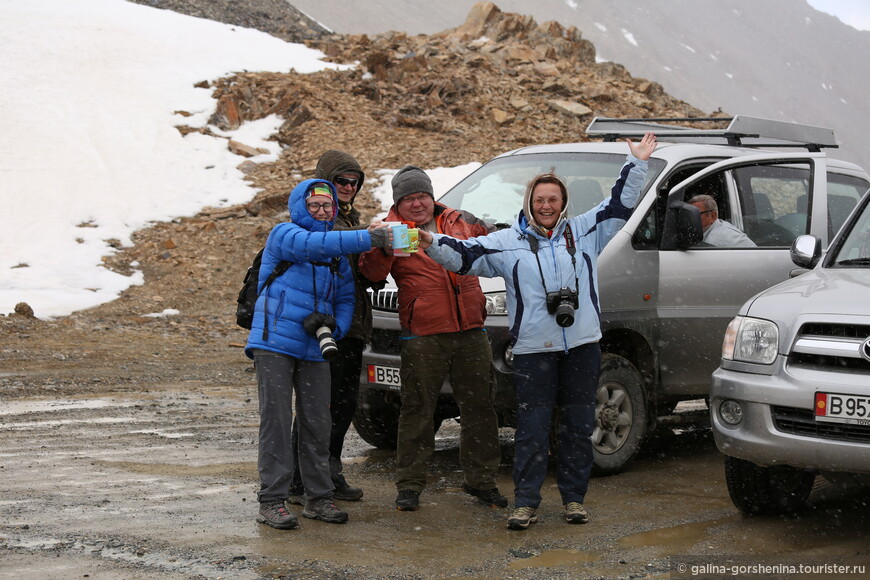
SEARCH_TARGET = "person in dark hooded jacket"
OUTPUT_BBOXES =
[287,151,376,504]
[247,179,391,530]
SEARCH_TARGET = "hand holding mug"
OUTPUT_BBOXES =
[417,229,433,250]
[368,222,393,249]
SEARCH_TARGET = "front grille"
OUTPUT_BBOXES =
[800,322,870,339]
[772,406,870,443]
[787,323,870,372]
[789,352,870,371]
[369,288,398,312]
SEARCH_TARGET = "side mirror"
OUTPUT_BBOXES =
[790,234,822,269]
[661,200,704,250]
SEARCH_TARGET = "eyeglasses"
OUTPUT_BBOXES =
[400,193,432,205]
[307,202,334,212]
[334,176,359,188]
[699,210,715,215]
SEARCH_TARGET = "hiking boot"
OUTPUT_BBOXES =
[257,500,299,530]
[462,483,508,508]
[333,474,364,501]
[286,487,304,506]
[395,489,420,511]
[564,502,590,524]
[507,506,538,530]
[302,497,348,524]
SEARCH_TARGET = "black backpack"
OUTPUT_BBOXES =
[235,248,291,330]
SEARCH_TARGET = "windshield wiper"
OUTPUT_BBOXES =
[834,257,870,266]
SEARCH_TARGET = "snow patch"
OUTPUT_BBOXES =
[621,29,638,47]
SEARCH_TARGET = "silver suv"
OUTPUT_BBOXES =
[711,186,870,514]
[357,116,870,473]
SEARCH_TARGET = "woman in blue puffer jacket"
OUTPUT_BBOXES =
[246,178,390,530]
[418,133,657,531]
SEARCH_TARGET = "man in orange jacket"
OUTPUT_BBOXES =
[359,165,506,512]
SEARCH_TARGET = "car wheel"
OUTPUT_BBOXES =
[592,354,647,475]
[352,389,400,449]
[723,456,815,515]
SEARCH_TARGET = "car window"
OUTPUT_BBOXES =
[731,163,811,248]
[633,161,733,249]
[830,192,870,266]
[825,174,869,238]
[438,152,665,226]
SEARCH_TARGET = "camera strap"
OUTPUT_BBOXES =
[528,223,580,299]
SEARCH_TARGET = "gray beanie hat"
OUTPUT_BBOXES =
[391,165,434,204]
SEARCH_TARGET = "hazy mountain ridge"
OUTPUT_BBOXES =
[287,0,870,168]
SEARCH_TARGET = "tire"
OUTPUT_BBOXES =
[723,456,815,515]
[591,354,647,475]
[352,389,400,449]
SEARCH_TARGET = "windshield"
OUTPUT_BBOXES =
[438,152,665,226]
[831,189,870,267]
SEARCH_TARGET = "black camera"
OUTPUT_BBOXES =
[315,326,339,360]
[546,287,579,327]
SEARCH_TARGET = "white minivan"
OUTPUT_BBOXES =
[357,116,870,473]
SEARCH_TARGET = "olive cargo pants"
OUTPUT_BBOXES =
[395,329,501,492]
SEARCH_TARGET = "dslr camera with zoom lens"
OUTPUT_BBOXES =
[315,326,339,359]
[546,287,579,327]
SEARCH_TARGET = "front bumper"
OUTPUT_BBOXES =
[710,360,870,475]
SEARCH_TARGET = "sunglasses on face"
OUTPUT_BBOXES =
[334,176,359,188]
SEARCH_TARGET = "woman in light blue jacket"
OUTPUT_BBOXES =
[419,133,657,530]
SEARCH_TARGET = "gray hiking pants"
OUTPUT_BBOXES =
[253,349,333,503]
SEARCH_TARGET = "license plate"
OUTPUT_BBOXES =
[367,364,401,389]
[814,392,870,425]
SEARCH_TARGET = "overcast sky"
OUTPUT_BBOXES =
[806,0,870,30]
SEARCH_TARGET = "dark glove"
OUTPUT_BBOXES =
[302,312,327,336]
[369,227,392,249]
[321,314,337,332]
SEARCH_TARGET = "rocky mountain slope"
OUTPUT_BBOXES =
[2,1,707,395]
[287,0,870,169]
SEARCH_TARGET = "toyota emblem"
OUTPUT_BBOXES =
[862,337,870,363]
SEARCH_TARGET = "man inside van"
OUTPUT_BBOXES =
[688,194,756,248]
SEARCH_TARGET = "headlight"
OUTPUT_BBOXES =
[721,316,778,364]
[485,292,508,315]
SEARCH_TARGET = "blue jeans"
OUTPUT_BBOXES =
[512,342,601,508]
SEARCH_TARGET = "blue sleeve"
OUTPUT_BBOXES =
[268,223,373,263]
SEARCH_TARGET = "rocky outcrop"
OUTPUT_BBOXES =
[185,2,705,219]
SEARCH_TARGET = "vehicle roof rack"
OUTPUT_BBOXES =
[585,115,838,152]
